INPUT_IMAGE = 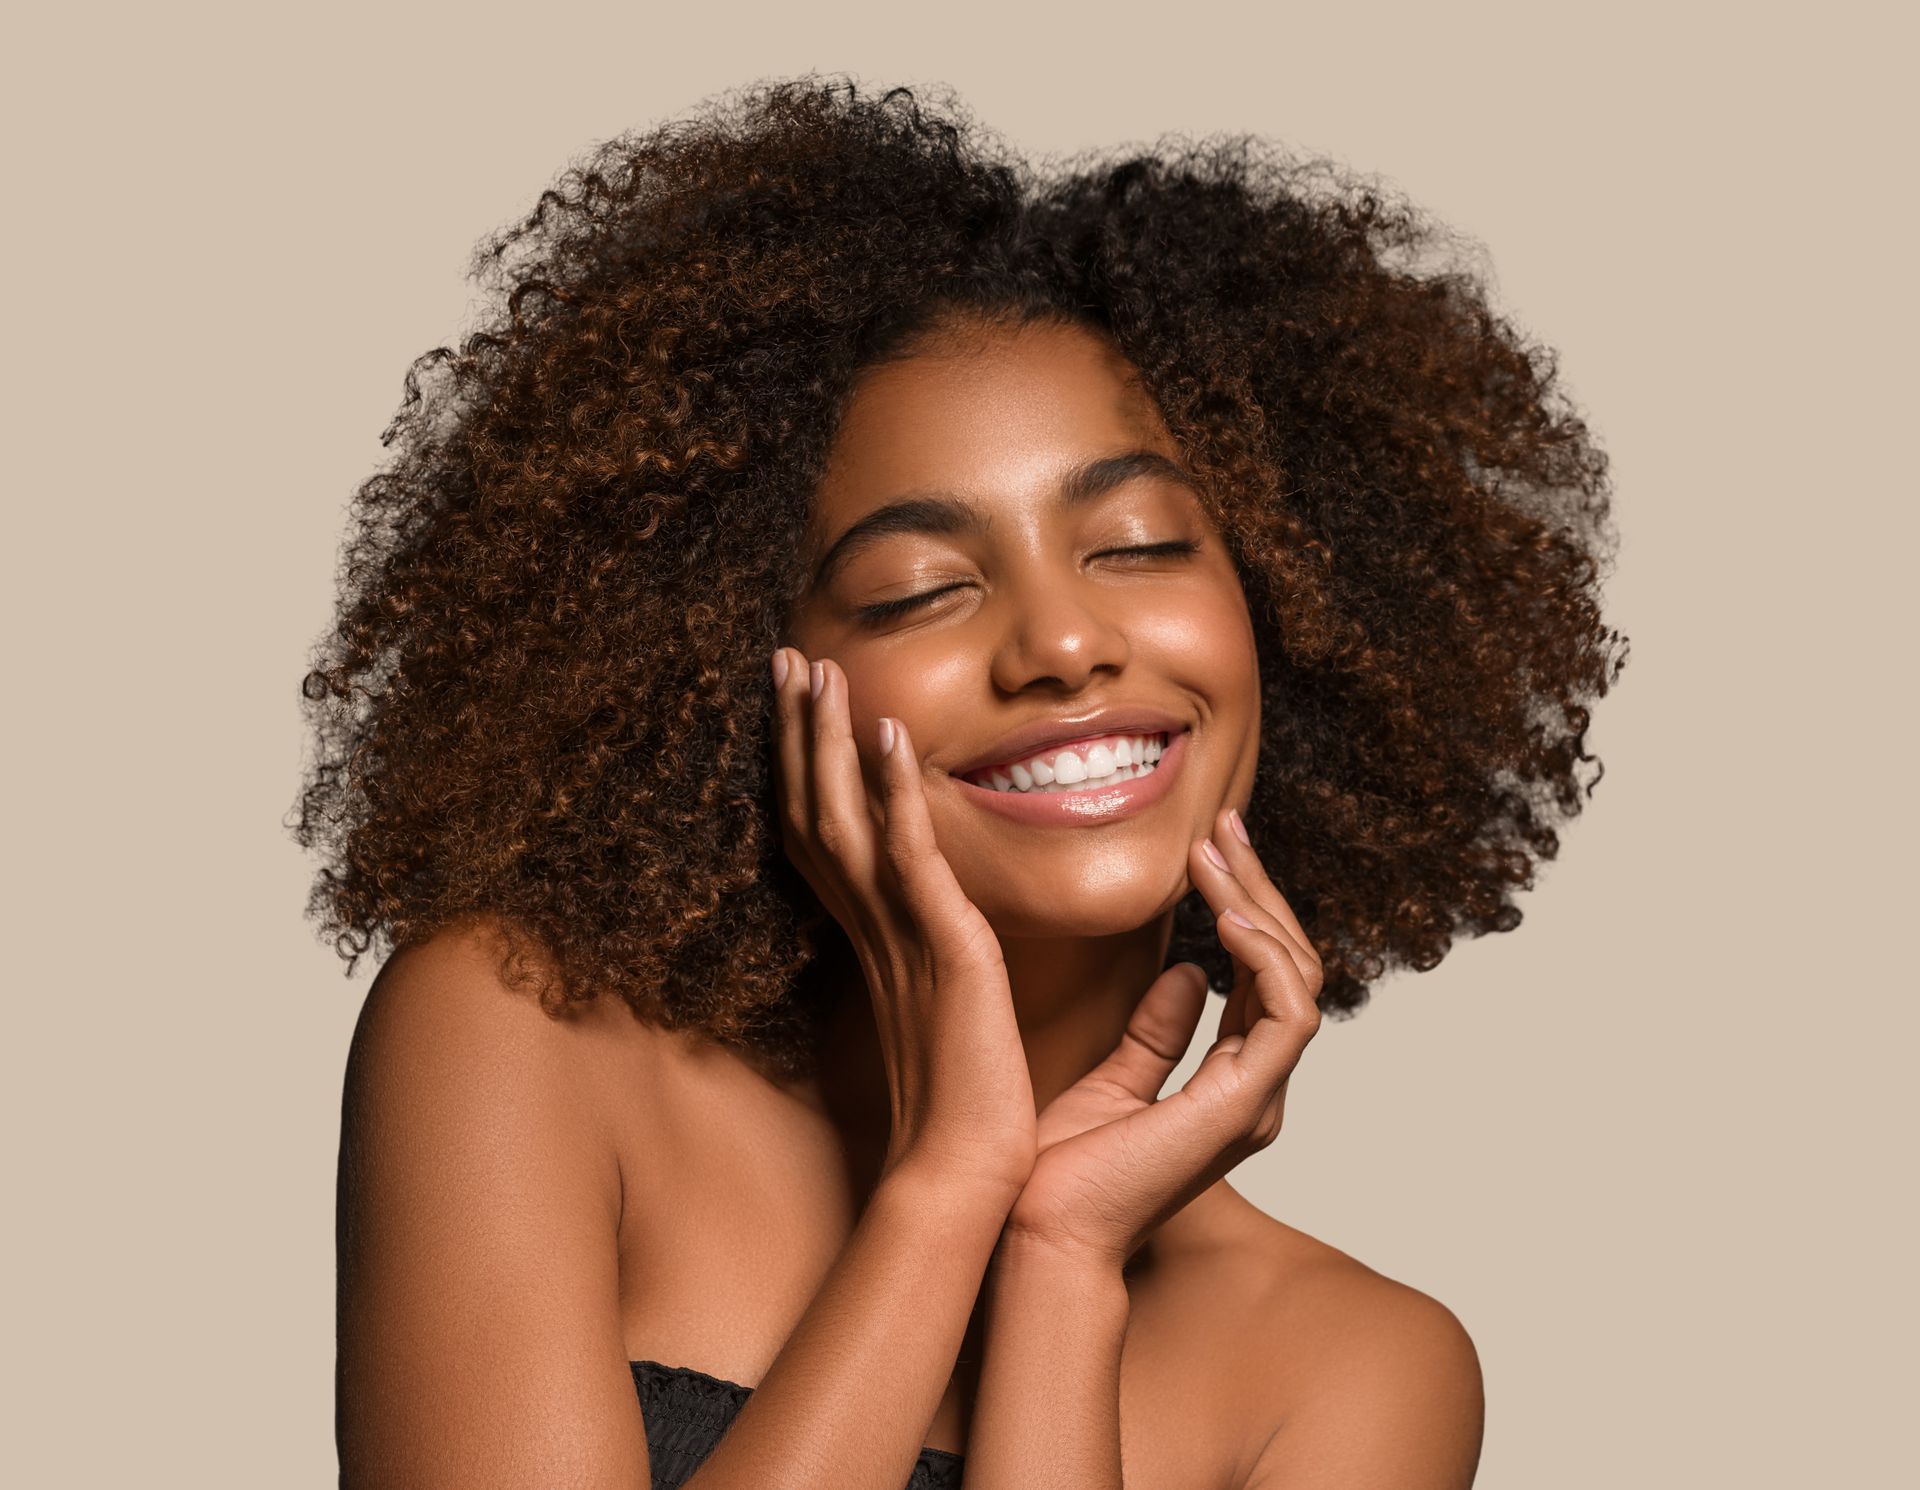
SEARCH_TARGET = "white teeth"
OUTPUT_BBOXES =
[966,732,1173,794]
[1019,761,1157,792]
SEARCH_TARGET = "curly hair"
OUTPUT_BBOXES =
[294,74,1629,1077]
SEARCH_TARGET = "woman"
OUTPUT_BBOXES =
[301,76,1626,1489]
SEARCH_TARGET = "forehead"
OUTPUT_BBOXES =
[812,319,1177,525]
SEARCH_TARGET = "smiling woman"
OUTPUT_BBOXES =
[299,73,1627,1490]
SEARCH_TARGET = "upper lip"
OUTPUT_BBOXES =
[951,708,1189,778]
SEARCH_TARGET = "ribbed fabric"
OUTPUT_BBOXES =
[630,1359,966,1490]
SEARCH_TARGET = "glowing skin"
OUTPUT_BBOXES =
[783,316,1262,946]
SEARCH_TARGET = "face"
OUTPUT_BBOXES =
[784,316,1262,939]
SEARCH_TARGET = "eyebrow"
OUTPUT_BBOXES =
[809,449,1200,590]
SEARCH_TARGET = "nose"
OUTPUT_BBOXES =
[987,571,1131,695]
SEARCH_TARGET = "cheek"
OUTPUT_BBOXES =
[1136,586,1262,808]
[1134,586,1260,698]
[832,648,974,779]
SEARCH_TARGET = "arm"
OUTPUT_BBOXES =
[960,1235,1131,1489]
[343,651,1038,1488]
[681,1166,1011,1490]
[675,651,1036,1489]
[336,928,1022,1490]
[958,808,1333,1490]
[335,930,649,1489]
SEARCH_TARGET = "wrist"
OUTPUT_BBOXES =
[882,1138,1034,1217]
[872,1153,1025,1236]
[991,1226,1130,1292]
[985,1233,1132,1347]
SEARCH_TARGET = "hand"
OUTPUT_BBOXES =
[1001,805,1324,1265]
[771,647,1037,1204]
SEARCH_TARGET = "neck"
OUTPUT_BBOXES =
[994,914,1177,1109]
[806,910,1179,1186]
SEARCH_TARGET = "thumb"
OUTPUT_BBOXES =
[1081,962,1210,1105]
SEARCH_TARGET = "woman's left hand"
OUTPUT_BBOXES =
[1002,806,1325,1267]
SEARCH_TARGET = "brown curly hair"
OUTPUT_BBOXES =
[294,74,1629,1077]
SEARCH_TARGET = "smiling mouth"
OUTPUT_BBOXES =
[950,727,1189,827]
[959,730,1171,795]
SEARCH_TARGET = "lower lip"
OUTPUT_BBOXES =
[950,730,1189,826]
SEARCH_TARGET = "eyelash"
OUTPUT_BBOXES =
[854,540,1202,624]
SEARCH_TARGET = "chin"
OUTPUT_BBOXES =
[967,872,1192,942]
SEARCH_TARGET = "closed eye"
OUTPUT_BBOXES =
[853,540,1200,626]
[1098,539,1201,563]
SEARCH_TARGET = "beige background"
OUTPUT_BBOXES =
[7,2,1911,1484]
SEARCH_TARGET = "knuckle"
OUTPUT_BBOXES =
[814,814,854,861]
[949,917,1005,969]
[1189,1079,1242,1138]
[887,829,943,881]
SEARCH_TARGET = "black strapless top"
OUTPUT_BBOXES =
[631,1360,966,1490]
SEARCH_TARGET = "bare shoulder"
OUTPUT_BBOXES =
[346,917,662,1144]
[1145,1185,1484,1490]
[337,918,649,1488]
[1249,1200,1478,1384]
[350,915,624,1070]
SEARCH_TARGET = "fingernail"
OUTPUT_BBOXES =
[1225,909,1257,928]
[771,649,790,689]
[809,661,824,699]
[878,717,895,756]
[1202,838,1228,871]
[1228,808,1251,846]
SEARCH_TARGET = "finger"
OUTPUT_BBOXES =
[1077,963,1209,1104]
[1213,806,1321,983]
[1082,954,1315,1248]
[807,657,877,889]
[872,713,970,925]
[1215,939,1262,1046]
[1177,1027,1256,1118]
[1099,1024,1295,1237]
[1211,909,1322,1076]
[1174,995,1309,1157]
[771,647,816,860]
[1189,833,1316,992]
[1179,1029,1293,1155]
[1190,826,1307,958]
[1216,967,1252,1045]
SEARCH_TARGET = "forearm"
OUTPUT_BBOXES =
[682,1163,1011,1490]
[961,1235,1132,1490]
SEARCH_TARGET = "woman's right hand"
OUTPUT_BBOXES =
[771,646,1037,1207]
